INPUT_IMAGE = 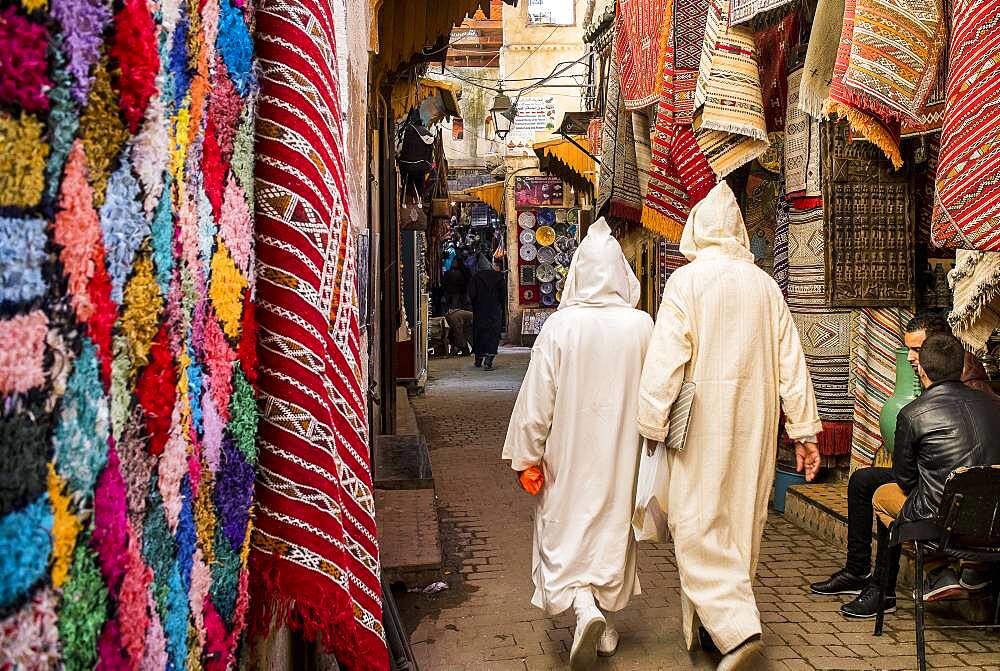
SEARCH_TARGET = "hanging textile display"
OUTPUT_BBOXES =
[0,0,259,666]
[792,311,855,422]
[642,2,715,239]
[851,308,913,469]
[825,0,903,168]
[785,67,822,199]
[773,181,791,296]
[598,31,644,223]
[754,13,797,133]
[843,0,946,123]
[251,0,387,666]
[633,111,654,198]
[949,251,1000,354]
[672,0,709,124]
[615,0,672,111]
[786,206,827,310]
[823,121,914,306]
[931,0,1000,251]
[902,0,950,137]
[799,0,845,118]
[693,0,770,177]
[730,0,796,26]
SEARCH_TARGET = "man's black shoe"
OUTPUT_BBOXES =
[840,584,896,619]
[810,569,870,596]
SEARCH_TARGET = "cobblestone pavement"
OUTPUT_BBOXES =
[395,350,1000,671]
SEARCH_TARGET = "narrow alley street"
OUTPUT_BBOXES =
[396,352,1000,671]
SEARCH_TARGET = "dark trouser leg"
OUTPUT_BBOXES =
[846,467,895,576]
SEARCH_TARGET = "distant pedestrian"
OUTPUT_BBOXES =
[503,219,653,670]
[469,254,504,370]
[442,263,469,311]
[636,183,821,670]
[444,308,473,356]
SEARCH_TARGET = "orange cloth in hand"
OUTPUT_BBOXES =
[518,466,544,495]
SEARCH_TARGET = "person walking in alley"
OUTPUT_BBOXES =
[636,182,822,671]
[502,219,654,670]
[469,253,505,370]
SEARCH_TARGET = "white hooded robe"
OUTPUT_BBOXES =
[502,218,654,615]
[635,182,822,653]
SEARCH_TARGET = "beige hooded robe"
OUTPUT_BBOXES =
[503,218,654,615]
[635,182,822,652]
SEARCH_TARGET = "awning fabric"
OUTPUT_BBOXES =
[371,0,484,73]
[391,78,462,120]
[464,182,505,213]
[533,136,597,188]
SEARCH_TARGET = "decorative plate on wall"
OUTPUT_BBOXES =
[519,243,537,261]
[518,211,537,229]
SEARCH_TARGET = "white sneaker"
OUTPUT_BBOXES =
[596,613,619,657]
[570,589,605,671]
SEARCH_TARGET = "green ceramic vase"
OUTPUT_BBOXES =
[875,347,922,467]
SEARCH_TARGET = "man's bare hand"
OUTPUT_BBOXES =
[795,441,821,482]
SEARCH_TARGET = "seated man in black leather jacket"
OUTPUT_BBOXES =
[843,334,1000,617]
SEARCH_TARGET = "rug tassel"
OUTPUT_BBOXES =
[641,206,684,241]
[823,101,903,170]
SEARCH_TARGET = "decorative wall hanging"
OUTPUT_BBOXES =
[730,0,796,26]
[615,0,672,111]
[693,0,770,177]
[0,0,259,667]
[825,0,903,169]
[251,0,387,666]
[843,0,945,124]
[785,66,822,199]
[851,308,913,470]
[799,0,845,118]
[931,0,1000,251]
[823,121,914,306]
[949,250,1000,354]
[598,34,643,223]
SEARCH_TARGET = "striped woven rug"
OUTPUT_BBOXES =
[851,308,913,470]
[931,0,1000,251]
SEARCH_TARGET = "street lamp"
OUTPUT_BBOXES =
[490,90,516,140]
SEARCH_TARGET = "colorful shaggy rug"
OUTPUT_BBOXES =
[251,0,387,667]
[949,250,1000,353]
[931,0,1000,251]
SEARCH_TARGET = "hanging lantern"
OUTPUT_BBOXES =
[490,91,515,140]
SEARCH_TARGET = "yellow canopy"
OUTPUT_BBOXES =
[533,136,596,187]
[464,182,505,214]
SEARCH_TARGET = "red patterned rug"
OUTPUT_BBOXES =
[250,0,388,667]
[931,0,1000,251]
[615,0,672,111]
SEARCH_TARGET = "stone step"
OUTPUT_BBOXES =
[376,488,442,588]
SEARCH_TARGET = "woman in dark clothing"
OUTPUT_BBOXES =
[468,254,505,370]
[442,264,469,311]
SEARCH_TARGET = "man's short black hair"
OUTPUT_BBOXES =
[905,313,950,336]
[918,334,966,383]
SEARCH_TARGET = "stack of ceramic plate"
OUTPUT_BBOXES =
[536,246,556,265]
[519,244,537,262]
[518,211,536,229]
[536,263,556,282]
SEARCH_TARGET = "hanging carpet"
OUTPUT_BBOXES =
[755,12,798,133]
[598,34,643,224]
[730,0,796,26]
[800,0,845,118]
[851,308,913,470]
[673,0,709,124]
[615,0,672,111]
[902,0,950,137]
[773,178,791,296]
[785,67,822,199]
[949,250,1000,353]
[693,0,770,177]
[931,0,1000,251]
[251,0,387,667]
[825,0,903,169]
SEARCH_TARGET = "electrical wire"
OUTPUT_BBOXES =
[505,26,560,79]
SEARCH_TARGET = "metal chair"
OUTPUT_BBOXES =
[873,466,1000,671]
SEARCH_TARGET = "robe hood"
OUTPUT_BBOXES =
[679,181,755,264]
[559,218,641,310]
